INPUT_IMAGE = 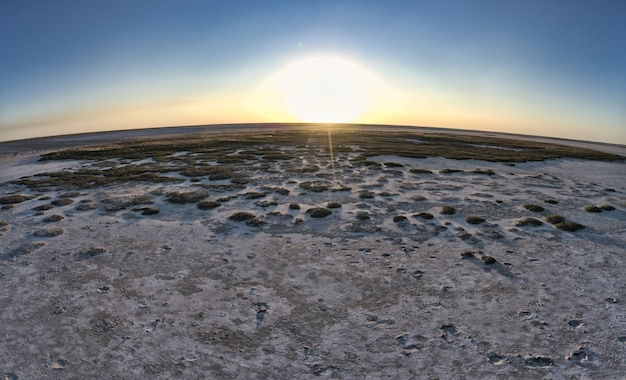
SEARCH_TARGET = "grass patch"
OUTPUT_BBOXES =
[197,200,221,210]
[299,181,331,193]
[327,202,342,209]
[584,205,603,213]
[33,204,54,211]
[356,211,370,220]
[465,215,485,224]
[0,194,31,204]
[546,214,565,225]
[229,211,257,221]
[409,168,433,174]
[383,162,404,168]
[75,203,97,211]
[359,190,375,199]
[33,227,64,237]
[470,169,495,175]
[306,207,332,218]
[166,190,209,204]
[555,221,585,232]
[103,195,154,211]
[244,192,267,200]
[132,207,160,215]
[43,214,64,223]
[516,217,544,227]
[440,169,464,174]
[440,205,456,215]
[415,212,434,220]
[523,204,545,212]
[51,198,74,206]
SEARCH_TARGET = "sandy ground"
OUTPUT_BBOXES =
[0,125,625,379]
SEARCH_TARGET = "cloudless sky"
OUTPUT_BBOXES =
[1,0,625,143]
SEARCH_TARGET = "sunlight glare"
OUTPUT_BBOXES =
[273,56,371,123]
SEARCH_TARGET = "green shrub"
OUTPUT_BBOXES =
[289,203,301,210]
[441,205,456,215]
[466,215,485,224]
[523,204,545,212]
[516,217,543,227]
[546,214,565,224]
[543,199,559,204]
[197,201,221,210]
[599,204,615,211]
[327,202,342,209]
[555,221,585,232]
[306,207,332,218]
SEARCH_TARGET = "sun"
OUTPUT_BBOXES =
[275,56,370,123]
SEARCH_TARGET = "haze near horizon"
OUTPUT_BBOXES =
[1,1,625,144]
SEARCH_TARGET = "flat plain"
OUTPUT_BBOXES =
[1,124,625,379]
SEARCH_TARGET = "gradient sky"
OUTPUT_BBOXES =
[1,0,625,144]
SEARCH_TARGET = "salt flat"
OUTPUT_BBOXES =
[0,125,624,379]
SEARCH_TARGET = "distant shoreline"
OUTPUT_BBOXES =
[1,123,625,158]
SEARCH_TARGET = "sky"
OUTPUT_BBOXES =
[1,0,625,144]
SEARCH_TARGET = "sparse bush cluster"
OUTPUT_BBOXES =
[299,181,330,193]
[545,214,585,232]
[415,212,434,220]
[440,205,456,215]
[306,207,332,218]
[523,204,545,212]
[197,200,221,210]
[0,194,31,204]
[166,190,209,204]
[327,202,342,209]
[465,215,485,224]
[584,204,615,212]
[516,217,543,227]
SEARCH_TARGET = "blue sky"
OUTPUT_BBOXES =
[1,0,625,143]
